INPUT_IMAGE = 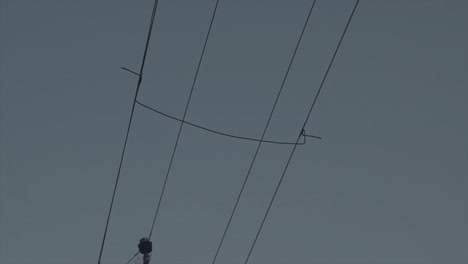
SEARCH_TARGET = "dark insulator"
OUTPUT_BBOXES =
[138,238,153,254]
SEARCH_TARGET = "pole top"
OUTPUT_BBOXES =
[138,238,153,254]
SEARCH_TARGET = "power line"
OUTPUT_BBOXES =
[124,251,139,264]
[210,1,318,263]
[147,0,221,240]
[243,1,360,263]
[135,99,322,145]
[96,1,160,264]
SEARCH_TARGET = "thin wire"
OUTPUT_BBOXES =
[148,0,221,240]
[210,1,318,263]
[121,67,140,77]
[244,2,360,263]
[96,1,160,264]
[124,251,139,264]
[135,99,323,144]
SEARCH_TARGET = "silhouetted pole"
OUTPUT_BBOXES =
[138,238,152,264]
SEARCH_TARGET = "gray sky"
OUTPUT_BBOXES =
[1,0,467,264]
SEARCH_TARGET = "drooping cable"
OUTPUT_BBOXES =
[147,0,221,240]
[243,2,360,263]
[135,99,322,145]
[210,1,318,263]
[96,1,160,264]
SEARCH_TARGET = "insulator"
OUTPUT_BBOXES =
[138,238,153,254]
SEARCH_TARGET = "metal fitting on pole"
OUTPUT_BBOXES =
[138,238,152,264]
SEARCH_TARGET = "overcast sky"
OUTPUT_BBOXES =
[1,0,467,264]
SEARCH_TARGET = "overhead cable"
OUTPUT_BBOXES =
[210,1,318,263]
[96,1,160,264]
[244,1,360,263]
[147,0,221,240]
[135,99,321,145]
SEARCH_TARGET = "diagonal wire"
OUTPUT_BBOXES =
[96,1,160,264]
[124,251,139,264]
[243,1,360,263]
[148,0,221,240]
[135,99,323,145]
[210,1,318,263]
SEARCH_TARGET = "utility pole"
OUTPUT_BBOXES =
[138,238,152,264]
